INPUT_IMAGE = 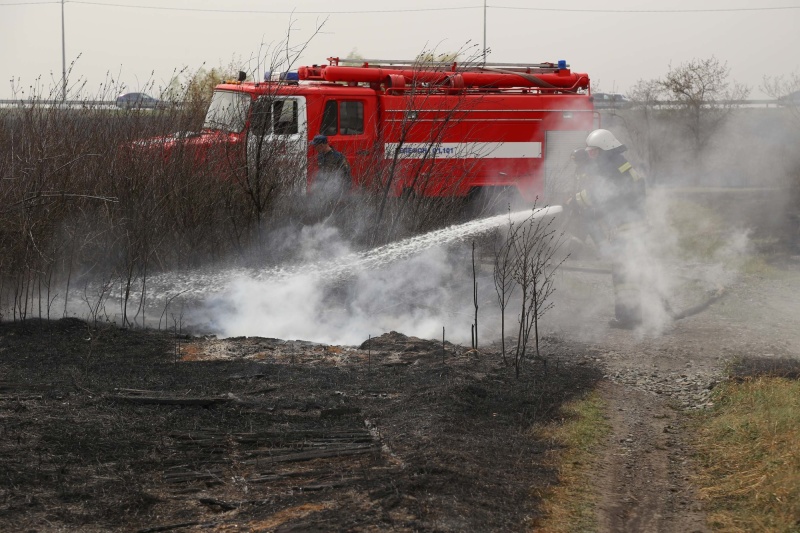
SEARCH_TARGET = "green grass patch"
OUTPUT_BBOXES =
[693,377,800,532]
[666,198,730,261]
[533,390,611,532]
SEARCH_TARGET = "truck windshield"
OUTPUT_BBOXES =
[203,91,251,133]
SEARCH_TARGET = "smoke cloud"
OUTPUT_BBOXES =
[147,208,558,345]
[40,107,796,347]
[194,246,462,345]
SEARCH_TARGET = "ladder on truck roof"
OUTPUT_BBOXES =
[328,56,570,74]
[298,57,589,93]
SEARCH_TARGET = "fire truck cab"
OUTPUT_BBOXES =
[197,57,595,202]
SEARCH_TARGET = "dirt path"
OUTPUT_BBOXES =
[555,258,800,532]
[594,383,707,533]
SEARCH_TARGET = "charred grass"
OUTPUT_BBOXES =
[692,357,800,532]
[0,319,602,532]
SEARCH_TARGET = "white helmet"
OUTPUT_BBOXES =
[586,129,622,151]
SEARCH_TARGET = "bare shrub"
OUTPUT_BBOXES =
[493,206,566,377]
[0,77,245,323]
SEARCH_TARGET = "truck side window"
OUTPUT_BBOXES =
[273,100,298,135]
[321,101,338,136]
[252,97,299,135]
[339,101,364,135]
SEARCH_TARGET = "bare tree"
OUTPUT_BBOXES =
[659,57,749,158]
[763,71,800,122]
[509,206,565,378]
[370,45,484,244]
[492,212,518,365]
[221,19,329,248]
[472,240,479,349]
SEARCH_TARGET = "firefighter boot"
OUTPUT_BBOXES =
[608,316,641,329]
[609,303,642,329]
[610,260,642,329]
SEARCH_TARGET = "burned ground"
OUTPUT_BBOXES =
[5,254,800,532]
[0,319,601,532]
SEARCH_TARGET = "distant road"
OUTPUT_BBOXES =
[0,99,182,109]
[0,99,121,109]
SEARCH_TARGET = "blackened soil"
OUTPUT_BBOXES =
[0,320,601,532]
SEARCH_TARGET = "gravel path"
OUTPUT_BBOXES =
[547,258,800,532]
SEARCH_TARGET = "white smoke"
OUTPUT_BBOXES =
[151,207,561,345]
[197,247,462,345]
[544,184,753,341]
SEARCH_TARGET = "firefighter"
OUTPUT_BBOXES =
[309,134,352,220]
[311,134,351,186]
[565,147,608,252]
[574,129,647,329]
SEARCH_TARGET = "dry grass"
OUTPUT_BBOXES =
[530,390,610,532]
[0,102,479,323]
[693,377,800,532]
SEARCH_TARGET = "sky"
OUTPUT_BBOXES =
[1,0,799,100]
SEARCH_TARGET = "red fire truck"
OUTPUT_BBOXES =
[168,57,595,202]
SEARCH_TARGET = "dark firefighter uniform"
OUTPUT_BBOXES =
[567,148,608,250]
[317,146,351,181]
[312,134,351,184]
[310,134,351,207]
[308,134,352,221]
[574,129,647,328]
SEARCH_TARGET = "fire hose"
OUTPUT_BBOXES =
[560,264,728,321]
[661,286,727,321]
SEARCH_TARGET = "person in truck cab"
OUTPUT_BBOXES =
[573,129,647,329]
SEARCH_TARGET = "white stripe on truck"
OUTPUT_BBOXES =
[384,142,542,159]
